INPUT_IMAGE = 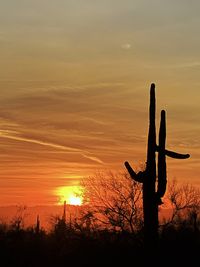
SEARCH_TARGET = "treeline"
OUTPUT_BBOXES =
[0,173,200,267]
[0,213,199,267]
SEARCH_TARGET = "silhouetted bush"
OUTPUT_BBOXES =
[0,215,199,267]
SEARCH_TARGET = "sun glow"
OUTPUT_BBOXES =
[55,186,83,206]
[69,195,82,206]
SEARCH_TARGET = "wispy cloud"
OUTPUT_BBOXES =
[0,130,103,164]
[82,154,104,164]
[175,61,200,68]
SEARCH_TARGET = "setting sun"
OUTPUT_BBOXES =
[55,186,83,206]
[69,195,82,206]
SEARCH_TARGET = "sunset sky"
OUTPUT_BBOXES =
[0,0,199,206]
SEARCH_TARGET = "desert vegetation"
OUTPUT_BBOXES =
[0,172,199,267]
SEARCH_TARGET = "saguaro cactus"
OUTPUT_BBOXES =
[62,200,67,223]
[35,215,40,234]
[125,83,190,246]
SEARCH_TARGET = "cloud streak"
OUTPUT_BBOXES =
[0,130,103,164]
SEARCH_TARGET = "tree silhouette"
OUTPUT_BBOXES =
[81,172,143,233]
[163,180,200,229]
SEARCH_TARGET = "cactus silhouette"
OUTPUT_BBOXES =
[62,200,67,223]
[124,83,190,247]
[35,215,40,234]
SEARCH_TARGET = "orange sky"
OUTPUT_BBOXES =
[0,1,199,206]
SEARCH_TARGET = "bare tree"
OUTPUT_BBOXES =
[161,180,200,229]
[10,205,28,231]
[80,171,143,233]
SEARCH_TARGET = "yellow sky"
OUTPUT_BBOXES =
[0,0,199,205]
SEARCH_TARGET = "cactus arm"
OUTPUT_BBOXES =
[164,150,190,159]
[155,146,190,159]
[124,161,144,183]
[156,110,167,204]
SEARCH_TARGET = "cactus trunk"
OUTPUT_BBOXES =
[143,84,158,246]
